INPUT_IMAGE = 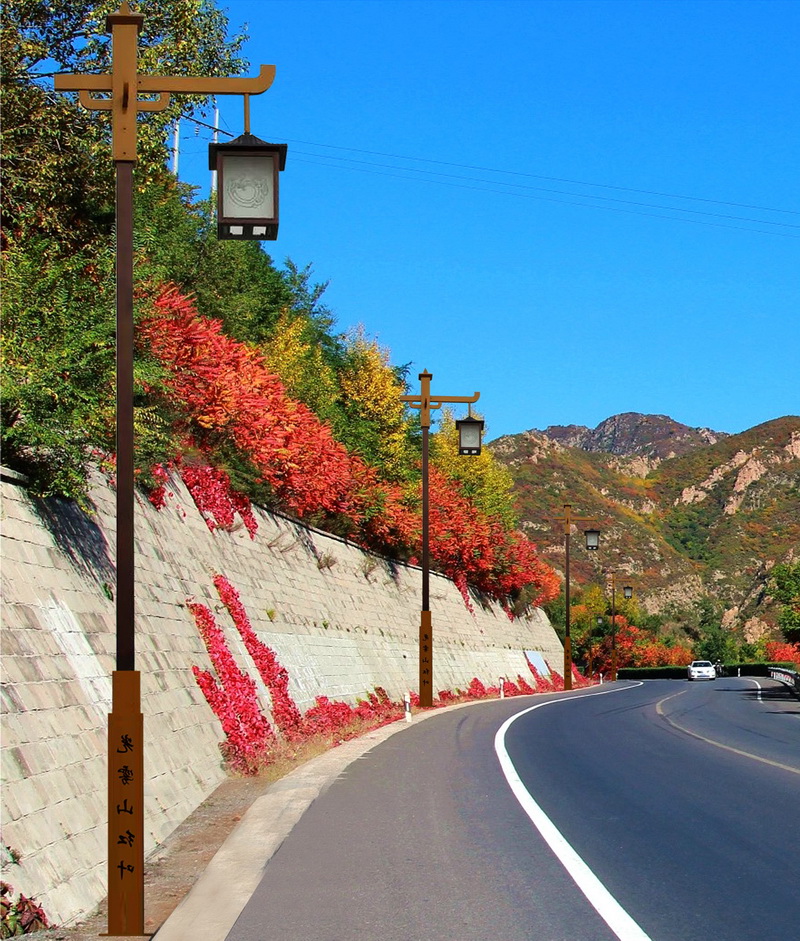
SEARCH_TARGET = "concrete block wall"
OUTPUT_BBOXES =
[0,468,563,925]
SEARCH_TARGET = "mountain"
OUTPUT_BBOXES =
[490,414,800,641]
[541,413,728,462]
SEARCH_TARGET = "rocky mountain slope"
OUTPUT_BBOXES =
[490,414,800,639]
[542,413,727,461]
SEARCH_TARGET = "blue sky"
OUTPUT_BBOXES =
[175,0,799,441]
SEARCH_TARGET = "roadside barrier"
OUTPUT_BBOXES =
[769,666,800,697]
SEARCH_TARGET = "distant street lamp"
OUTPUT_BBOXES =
[54,4,281,933]
[401,371,481,707]
[552,505,600,690]
[607,575,634,681]
[587,614,605,678]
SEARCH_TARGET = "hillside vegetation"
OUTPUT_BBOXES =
[0,0,558,616]
[2,3,796,671]
[491,414,800,657]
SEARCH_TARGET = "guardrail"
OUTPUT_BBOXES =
[769,666,800,696]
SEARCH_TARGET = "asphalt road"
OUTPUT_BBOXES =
[224,679,799,941]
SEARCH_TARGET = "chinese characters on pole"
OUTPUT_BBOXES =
[108,671,144,934]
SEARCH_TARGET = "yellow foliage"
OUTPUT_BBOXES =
[580,584,607,618]
[263,310,338,415]
[431,410,518,529]
[340,327,412,480]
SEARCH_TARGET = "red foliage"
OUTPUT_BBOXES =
[571,665,592,688]
[546,665,565,691]
[590,617,696,674]
[466,677,487,698]
[516,674,536,694]
[764,641,800,668]
[213,574,304,740]
[142,287,356,518]
[147,462,172,509]
[182,463,257,538]
[187,601,275,775]
[142,286,558,610]
[634,641,695,668]
[527,661,556,693]
[425,467,559,608]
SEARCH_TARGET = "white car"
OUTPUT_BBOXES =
[688,660,716,681]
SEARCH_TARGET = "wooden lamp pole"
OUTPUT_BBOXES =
[54,4,276,933]
[551,504,600,690]
[401,371,480,707]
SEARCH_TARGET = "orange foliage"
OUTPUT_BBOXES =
[764,641,800,668]
[140,286,558,610]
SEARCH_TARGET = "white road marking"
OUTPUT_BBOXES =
[495,685,653,941]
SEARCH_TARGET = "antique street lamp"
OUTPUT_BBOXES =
[209,129,287,240]
[401,371,480,707]
[54,4,280,933]
[455,412,485,455]
[552,505,600,691]
[587,614,605,678]
[607,575,633,681]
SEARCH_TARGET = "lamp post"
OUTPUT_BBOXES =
[552,505,600,690]
[54,5,281,934]
[607,574,633,681]
[587,613,604,679]
[400,371,481,707]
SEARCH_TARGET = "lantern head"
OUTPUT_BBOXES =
[584,528,600,551]
[209,133,287,240]
[456,414,485,455]
[623,585,633,599]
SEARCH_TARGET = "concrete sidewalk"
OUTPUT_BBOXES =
[152,703,479,941]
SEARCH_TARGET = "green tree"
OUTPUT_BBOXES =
[696,626,739,664]
[1,238,117,500]
[1,236,180,502]
[1,0,247,244]
[770,561,800,643]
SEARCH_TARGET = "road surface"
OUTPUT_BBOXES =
[225,678,799,941]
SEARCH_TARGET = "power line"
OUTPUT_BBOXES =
[281,137,800,218]
[289,150,800,231]
[178,114,799,236]
[290,155,800,239]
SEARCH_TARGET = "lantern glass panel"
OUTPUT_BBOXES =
[584,528,600,550]
[221,154,275,220]
[459,423,482,450]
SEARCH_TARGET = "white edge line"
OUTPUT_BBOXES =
[494,684,653,941]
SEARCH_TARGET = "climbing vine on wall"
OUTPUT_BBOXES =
[188,575,587,775]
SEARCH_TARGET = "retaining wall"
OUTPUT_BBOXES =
[0,468,562,925]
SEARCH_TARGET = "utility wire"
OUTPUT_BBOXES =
[282,137,800,217]
[178,114,799,236]
[290,155,800,239]
[289,150,800,230]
